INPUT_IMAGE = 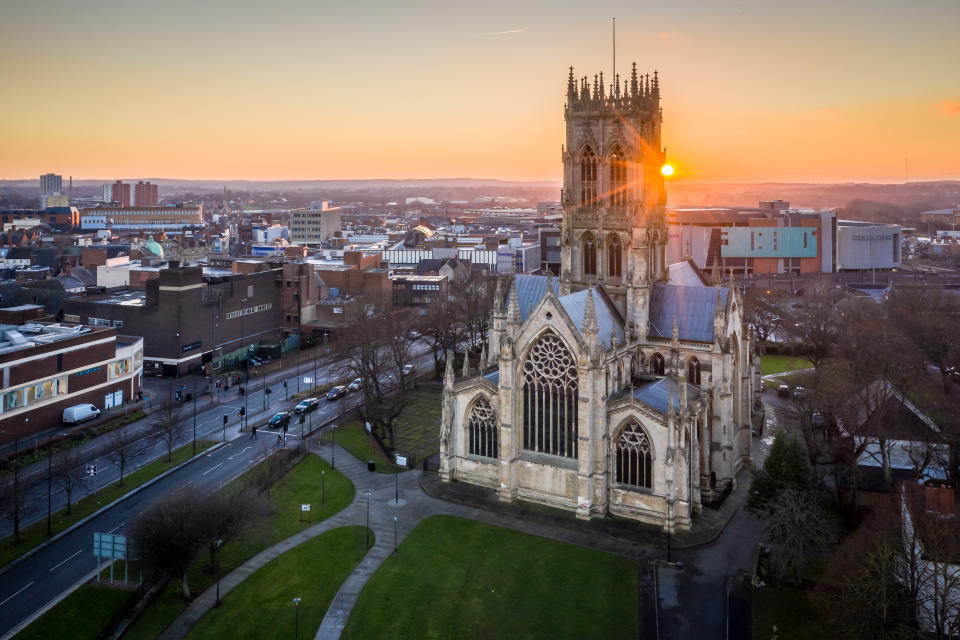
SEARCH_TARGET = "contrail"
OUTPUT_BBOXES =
[483,29,525,36]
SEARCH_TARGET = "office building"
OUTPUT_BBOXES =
[134,181,158,207]
[80,203,202,233]
[290,201,341,245]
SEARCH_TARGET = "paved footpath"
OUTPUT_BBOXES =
[163,434,756,640]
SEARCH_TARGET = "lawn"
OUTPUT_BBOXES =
[186,527,370,640]
[13,584,134,640]
[761,355,813,376]
[0,439,216,569]
[342,515,638,639]
[392,390,442,463]
[752,584,823,640]
[319,421,400,473]
[123,453,355,640]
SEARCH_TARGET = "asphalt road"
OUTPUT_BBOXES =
[0,345,439,638]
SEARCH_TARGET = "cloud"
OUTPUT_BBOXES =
[481,29,525,36]
[938,100,960,116]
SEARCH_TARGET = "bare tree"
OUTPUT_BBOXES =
[154,414,186,463]
[199,488,269,571]
[787,286,843,369]
[743,286,787,353]
[106,430,152,487]
[452,273,495,350]
[759,486,832,586]
[52,448,83,515]
[1,461,25,544]
[887,287,960,395]
[415,297,460,376]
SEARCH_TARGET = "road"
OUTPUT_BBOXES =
[0,345,438,639]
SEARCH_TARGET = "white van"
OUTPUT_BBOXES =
[63,404,101,425]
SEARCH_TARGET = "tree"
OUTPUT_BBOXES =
[786,287,842,369]
[106,430,152,486]
[759,486,832,586]
[130,486,209,599]
[415,297,460,376]
[886,287,960,395]
[1,459,25,544]
[198,488,268,572]
[747,428,819,513]
[154,414,186,463]
[451,273,495,350]
[52,448,83,515]
[743,286,787,354]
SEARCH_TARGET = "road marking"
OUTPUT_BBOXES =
[0,582,34,608]
[107,522,125,534]
[202,463,224,476]
[228,446,251,460]
[48,549,82,572]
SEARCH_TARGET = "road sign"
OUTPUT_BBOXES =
[93,533,129,559]
[395,455,407,467]
[303,376,313,385]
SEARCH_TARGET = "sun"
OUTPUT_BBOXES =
[661,164,675,177]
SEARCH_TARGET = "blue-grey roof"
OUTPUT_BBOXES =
[633,377,701,414]
[648,284,727,343]
[557,288,624,349]
[507,273,560,322]
[667,260,708,287]
[484,369,500,385]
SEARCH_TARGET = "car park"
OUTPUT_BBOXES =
[268,411,291,428]
[327,385,348,401]
[348,378,362,392]
[294,397,320,414]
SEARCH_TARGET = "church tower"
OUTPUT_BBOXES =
[559,63,668,337]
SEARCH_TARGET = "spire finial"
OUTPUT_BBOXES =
[583,288,598,335]
[568,65,575,99]
[507,278,520,324]
[480,341,487,368]
[715,289,724,317]
[672,312,679,343]
[631,62,638,97]
[593,74,599,100]
[615,73,620,97]
[599,71,605,100]
[444,349,455,388]
[494,276,504,308]
[711,255,720,283]
[653,70,660,97]
[462,351,470,377]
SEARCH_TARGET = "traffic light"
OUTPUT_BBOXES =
[239,387,245,397]
[175,391,182,402]
[239,407,246,417]
[223,414,229,426]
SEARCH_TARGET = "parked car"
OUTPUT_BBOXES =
[402,364,416,377]
[294,397,320,414]
[327,385,348,401]
[793,386,806,399]
[777,384,790,397]
[63,403,100,425]
[249,357,262,367]
[348,378,362,392]
[268,411,291,428]
[760,380,766,392]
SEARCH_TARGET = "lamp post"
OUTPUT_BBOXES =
[214,539,223,607]
[665,492,674,564]
[293,596,301,639]
[364,490,372,549]
[192,382,198,455]
[321,469,326,504]
[46,435,53,535]
[393,516,398,554]
[331,424,336,469]
[240,298,249,426]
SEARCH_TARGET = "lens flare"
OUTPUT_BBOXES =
[661,164,675,177]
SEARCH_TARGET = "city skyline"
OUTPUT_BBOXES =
[1,0,958,183]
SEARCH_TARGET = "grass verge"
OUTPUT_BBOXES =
[752,584,823,640]
[0,439,216,569]
[12,584,135,640]
[391,390,441,463]
[319,421,400,473]
[122,453,354,640]
[761,355,813,376]
[342,515,638,639]
[187,526,370,640]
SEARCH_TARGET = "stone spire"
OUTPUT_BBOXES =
[444,349,455,389]
[507,280,520,326]
[462,351,470,378]
[715,289,724,317]
[671,312,679,344]
[599,71,605,99]
[494,276,505,309]
[630,62,638,97]
[653,70,660,98]
[480,341,487,369]
[711,255,720,284]
[567,66,576,100]
[679,372,688,409]
[583,288,598,334]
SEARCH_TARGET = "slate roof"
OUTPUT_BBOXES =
[57,274,87,290]
[667,260,708,287]
[507,273,560,322]
[557,288,624,349]
[648,284,727,343]
[69,267,97,286]
[484,369,500,385]
[632,377,702,414]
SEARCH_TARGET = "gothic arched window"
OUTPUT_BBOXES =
[467,396,498,459]
[615,419,652,489]
[580,147,597,207]
[522,332,579,459]
[651,352,665,376]
[686,357,701,386]
[609,145,627,207]
[607,233,622,278]
[583,232,597,276]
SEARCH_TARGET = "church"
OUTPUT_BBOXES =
[439,64,757,530]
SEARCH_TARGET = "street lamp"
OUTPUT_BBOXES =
[665,492,674,564]
[214,539,223,607]
[393,516,398,554]
[321,469,326,505]
[192,381,198,455]
[331,424,337,469]
[293,596,301,639]
[365,490,372,549]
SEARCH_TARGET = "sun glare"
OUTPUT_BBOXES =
[661,164,675,177]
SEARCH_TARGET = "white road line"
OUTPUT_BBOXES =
[228,446,251,460]
[48,549,82,573]
[107,521,125,534]
[0,582,34,608]
[202,463,224,476]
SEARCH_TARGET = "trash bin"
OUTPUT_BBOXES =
[367,460,376,472]
[422,459,429,472]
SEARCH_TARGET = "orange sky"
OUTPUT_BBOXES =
[1,1,957,183]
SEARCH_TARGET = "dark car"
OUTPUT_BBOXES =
[326,385,347,401]
[268,412,291,428]
[294,397,320,414]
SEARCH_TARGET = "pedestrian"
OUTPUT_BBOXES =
[251,425,257,440]
[277,433,282,447]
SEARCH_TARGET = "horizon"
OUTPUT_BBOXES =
[1,1,958,183]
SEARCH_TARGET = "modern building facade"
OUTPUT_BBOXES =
[79,203,202,233]
[133,181,158,207]
[440,65,755,530]
[835,220,902,270]
[290,201,341,245]
[39,173,62,197]
[0,322,143,444]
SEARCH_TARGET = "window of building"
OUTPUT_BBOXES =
[583,232,597,276]
[686,357,701,385]
[88,317,110,327]
[607,233,622,278]
[63,314,80,323]
[113,320,123,328]
[467,396,498,458]
[615,420,652,489]
[579,146,597,206]
[522,332,579,459]
[609,145,627,207]
[651,352,665,376]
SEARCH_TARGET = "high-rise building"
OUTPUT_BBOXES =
[103,180,131,207]
[39,173,62,197]
[134,181,158,207]
[290,201,341,245]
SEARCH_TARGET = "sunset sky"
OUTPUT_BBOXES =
[1,0,957,183]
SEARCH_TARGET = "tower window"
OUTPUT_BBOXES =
[583,233,597,276]
[580,147,597,206]
[615,419,652,489]
[607,233,622,278]
[609,146,627,207]
[651,352,665,376]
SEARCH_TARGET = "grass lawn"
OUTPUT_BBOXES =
[187,527,370,640]
[342,515,638,640]
[13,584,134,640]
[752,584,823,640]
[319,421,400,473]
[761,355,813,376]
[123,454,355,640]
[392,390,442,463]
[0,439,216,569]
